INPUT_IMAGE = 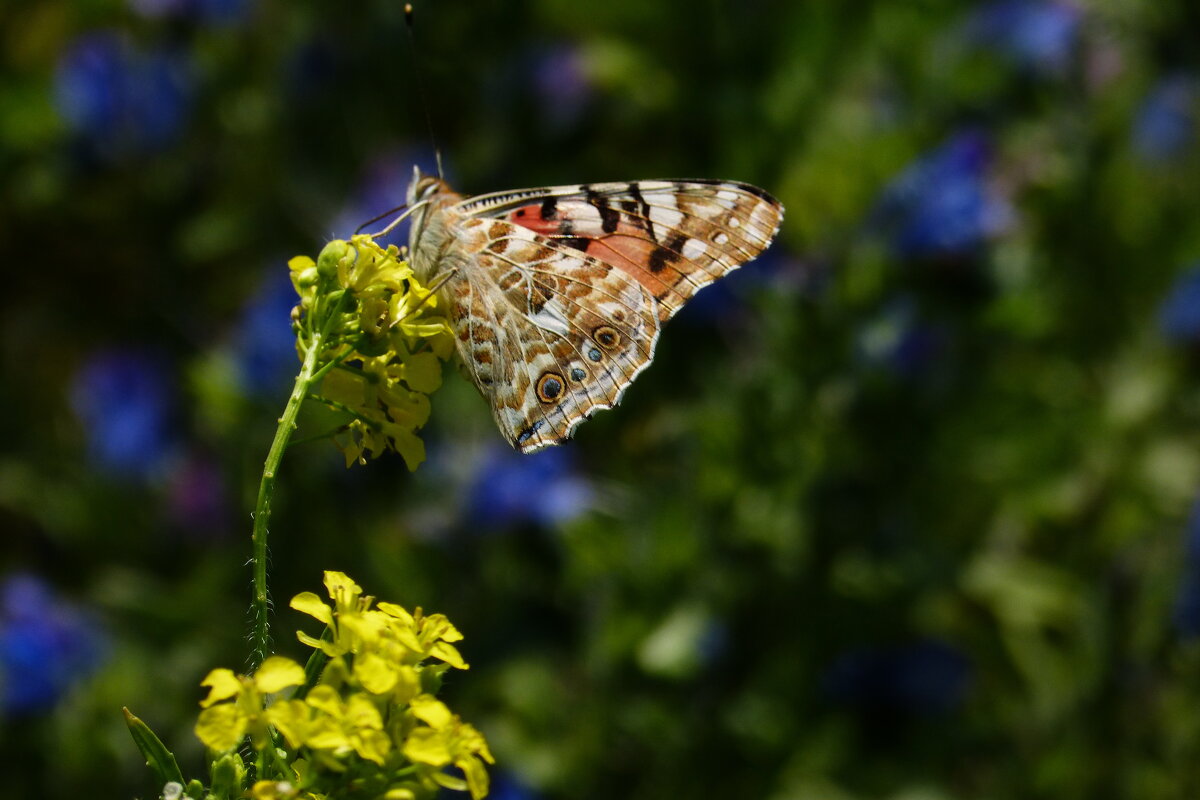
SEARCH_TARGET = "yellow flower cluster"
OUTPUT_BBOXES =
[288,236,454,470]
[194,572,493,800]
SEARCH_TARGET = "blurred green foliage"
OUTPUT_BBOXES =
[2,0,1200,798]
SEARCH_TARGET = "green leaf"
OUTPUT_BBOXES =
[123,707,185,788]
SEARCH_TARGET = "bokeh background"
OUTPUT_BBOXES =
[3,0,1200,797]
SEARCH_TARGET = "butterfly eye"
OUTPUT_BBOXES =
[593,326,621,350]
[536,372,566,403]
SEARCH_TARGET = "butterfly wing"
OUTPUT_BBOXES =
[456,179,784,321]
[429,179,783,452]
[442,217,662,453]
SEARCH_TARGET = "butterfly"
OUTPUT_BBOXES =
[403,170,784,453]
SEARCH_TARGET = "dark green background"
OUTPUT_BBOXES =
[2,1,1200,798]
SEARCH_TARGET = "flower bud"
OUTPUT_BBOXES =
[316,240,350,281]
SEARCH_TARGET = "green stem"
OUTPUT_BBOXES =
[248,330,324,669]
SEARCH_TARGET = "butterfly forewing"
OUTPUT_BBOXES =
[457,180,783,321]
[408,175,783,453]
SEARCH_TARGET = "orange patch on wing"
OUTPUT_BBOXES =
[585,234,673,296]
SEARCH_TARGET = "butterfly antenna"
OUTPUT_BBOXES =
[404,3,443,179]
[354,202,409,235]
[370,200,428,238]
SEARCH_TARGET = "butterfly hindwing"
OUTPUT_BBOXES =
[447,218,661,452]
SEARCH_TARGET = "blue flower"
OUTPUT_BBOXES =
[965,1,1082,77]
[1158,265,1200,344]
[0,574,106,715]
[1132,75,1197,164]
[466,446,592,531]
[232,270,300,398]
[874,131,1014,260]
[70,349,176,479]
[822,639,972,716]
[1173,499,1200,639]
[53,31,193,159]
[129,0,254,26]
[488,773,540,800]
[530,43,592,129]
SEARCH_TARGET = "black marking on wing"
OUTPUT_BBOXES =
[540,196,558,220]
[586,188,621,234]
[628,182,654,241]
[516,419,546,445]
[649,232,689,273]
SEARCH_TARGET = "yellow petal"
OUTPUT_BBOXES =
[305,685,343,716]
[461,755,491,800]
[389,665,421,705]
[429,642,468,670]
[459,723,495,763]
[399,352,443,394]
[265,700,312,749]
[288,255,316,274]
[422,614,464,643]
[255,657,306,694]
[409,694,452,729]
[321,368,368,408]
[354,651,399,695]
[391,425,426,472]
[305,721,352,753]
[195,703,247,752]
[431,771,468,792]
[376,602,414,626]
[323,571,362,604]
[296,630,341,657]
[290,592,334,626]
[345,693,384,730]
[402,727,451,766]
[199,668,242,707]
[352,728,391,766]
[341,611,386,644]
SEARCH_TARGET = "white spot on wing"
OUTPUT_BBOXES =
[649,204,683,241]
[681,238,707,260]
[529,299,571,337]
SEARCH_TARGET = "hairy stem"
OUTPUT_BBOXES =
[248,331,323,669]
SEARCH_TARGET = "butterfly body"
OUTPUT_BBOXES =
[406,172,783,453]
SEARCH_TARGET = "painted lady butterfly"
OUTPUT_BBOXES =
[403,171,784,452]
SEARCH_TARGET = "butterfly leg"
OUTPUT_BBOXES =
[393,267,460,326]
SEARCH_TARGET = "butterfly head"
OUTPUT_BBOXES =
[405,167,459,267]
[406,167,449,207]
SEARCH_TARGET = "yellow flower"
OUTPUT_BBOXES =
[292,572,470,683]
[402,695,495,800]
[288,235,453,469]
[268,684,393,769]
[377,603,469,670]
[194,657,306,752]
